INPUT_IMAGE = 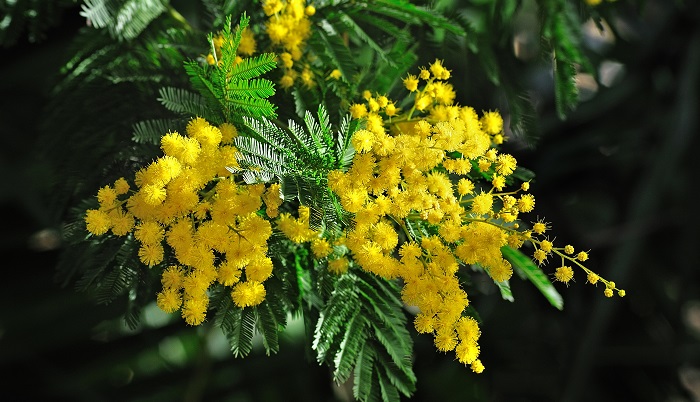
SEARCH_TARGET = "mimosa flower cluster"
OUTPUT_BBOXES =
[327,60,625,373]
[262,0,316,89]
[85,119,285,325]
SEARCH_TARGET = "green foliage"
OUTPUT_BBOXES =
[0,0,76,47]
[235,104,356,227]
[80,0,169,41]
[502,245,564,310]
[183,14,277,123]
[537,0,591,119]
[313,270,416,402]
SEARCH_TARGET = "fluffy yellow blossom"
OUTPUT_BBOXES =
[532,221,548,234]
[139,243,164,267]
[311,238,333,258]
[110,210,135,236]
[480,111,503,135]
[587,272,600,284]
[157,288,182,313]
[85,209,111,235]
[114,177,130,195]
[554,266,574,283]
[161,265,185,290]
[238,27,257,56]
[470,192,493,215]
[517,194,536,213]
[97,186,117,207]
[328,257,349,274]
[329,69,342,80]
[402,74,419,92]
[231,281,266,307]
[182,296,208,325]
[495,154,517,176]
[349,103,368,119]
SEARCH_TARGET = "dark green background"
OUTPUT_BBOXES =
[2,1,699,401]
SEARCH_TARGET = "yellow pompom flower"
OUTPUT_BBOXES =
[564,245,575,254]
[587,272,600,284]
[85,209,111,235]
[434,330,458,352]
[517,194,536,213]
[300,68,315,88]
[403,74,419,92]
[219,123,238,144]
[399,242,422,261]
[141,184,167,206]
[349,103,368,119]
[477,158,492,172]
[262,0,283,15]
[577,251,589,261]
[311,238,333,258]
[134,221,164,244]
[480,111,503,135]
[533,249,547,265]
[328,257,349,274]
[245,257,274,282]
[554,266,574,284]
[372,220,398,251]
[429,59,449,80]
[471,359,485,374]
[384,102,399,117]
[114,177,130,195]
[161,265,185,290]
[532,221,548,234]
[495,154,517,176]
[329,69,342,80]
[279,74,295,89]
[182,296,208,325]
[218,260,242,286]
[139,243,164,267]
[110,210,135,236]
[238,27,257,56]
[414,313,435,334]
[157,288,182,313]
[351,129,374,153]
[231,281,266,307]
[491,175,506,191]
[470,192,493,215]
[97,186,117,207]
[540,239,553,253]
[455,341,480,365]
[457,178,475,196]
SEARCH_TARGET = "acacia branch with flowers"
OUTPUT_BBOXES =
[53,0,627,400]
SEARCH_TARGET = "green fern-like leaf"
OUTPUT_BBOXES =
[80,0,169,41]
[157,87,211,117]
[333,312,369,382]
[214,290,257,357]
[312,271,416,402]
[132,118,182,144]
[314,21,357,81]
[228,52,278,81]
[370,0,465,36]
[180,14,278,122]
